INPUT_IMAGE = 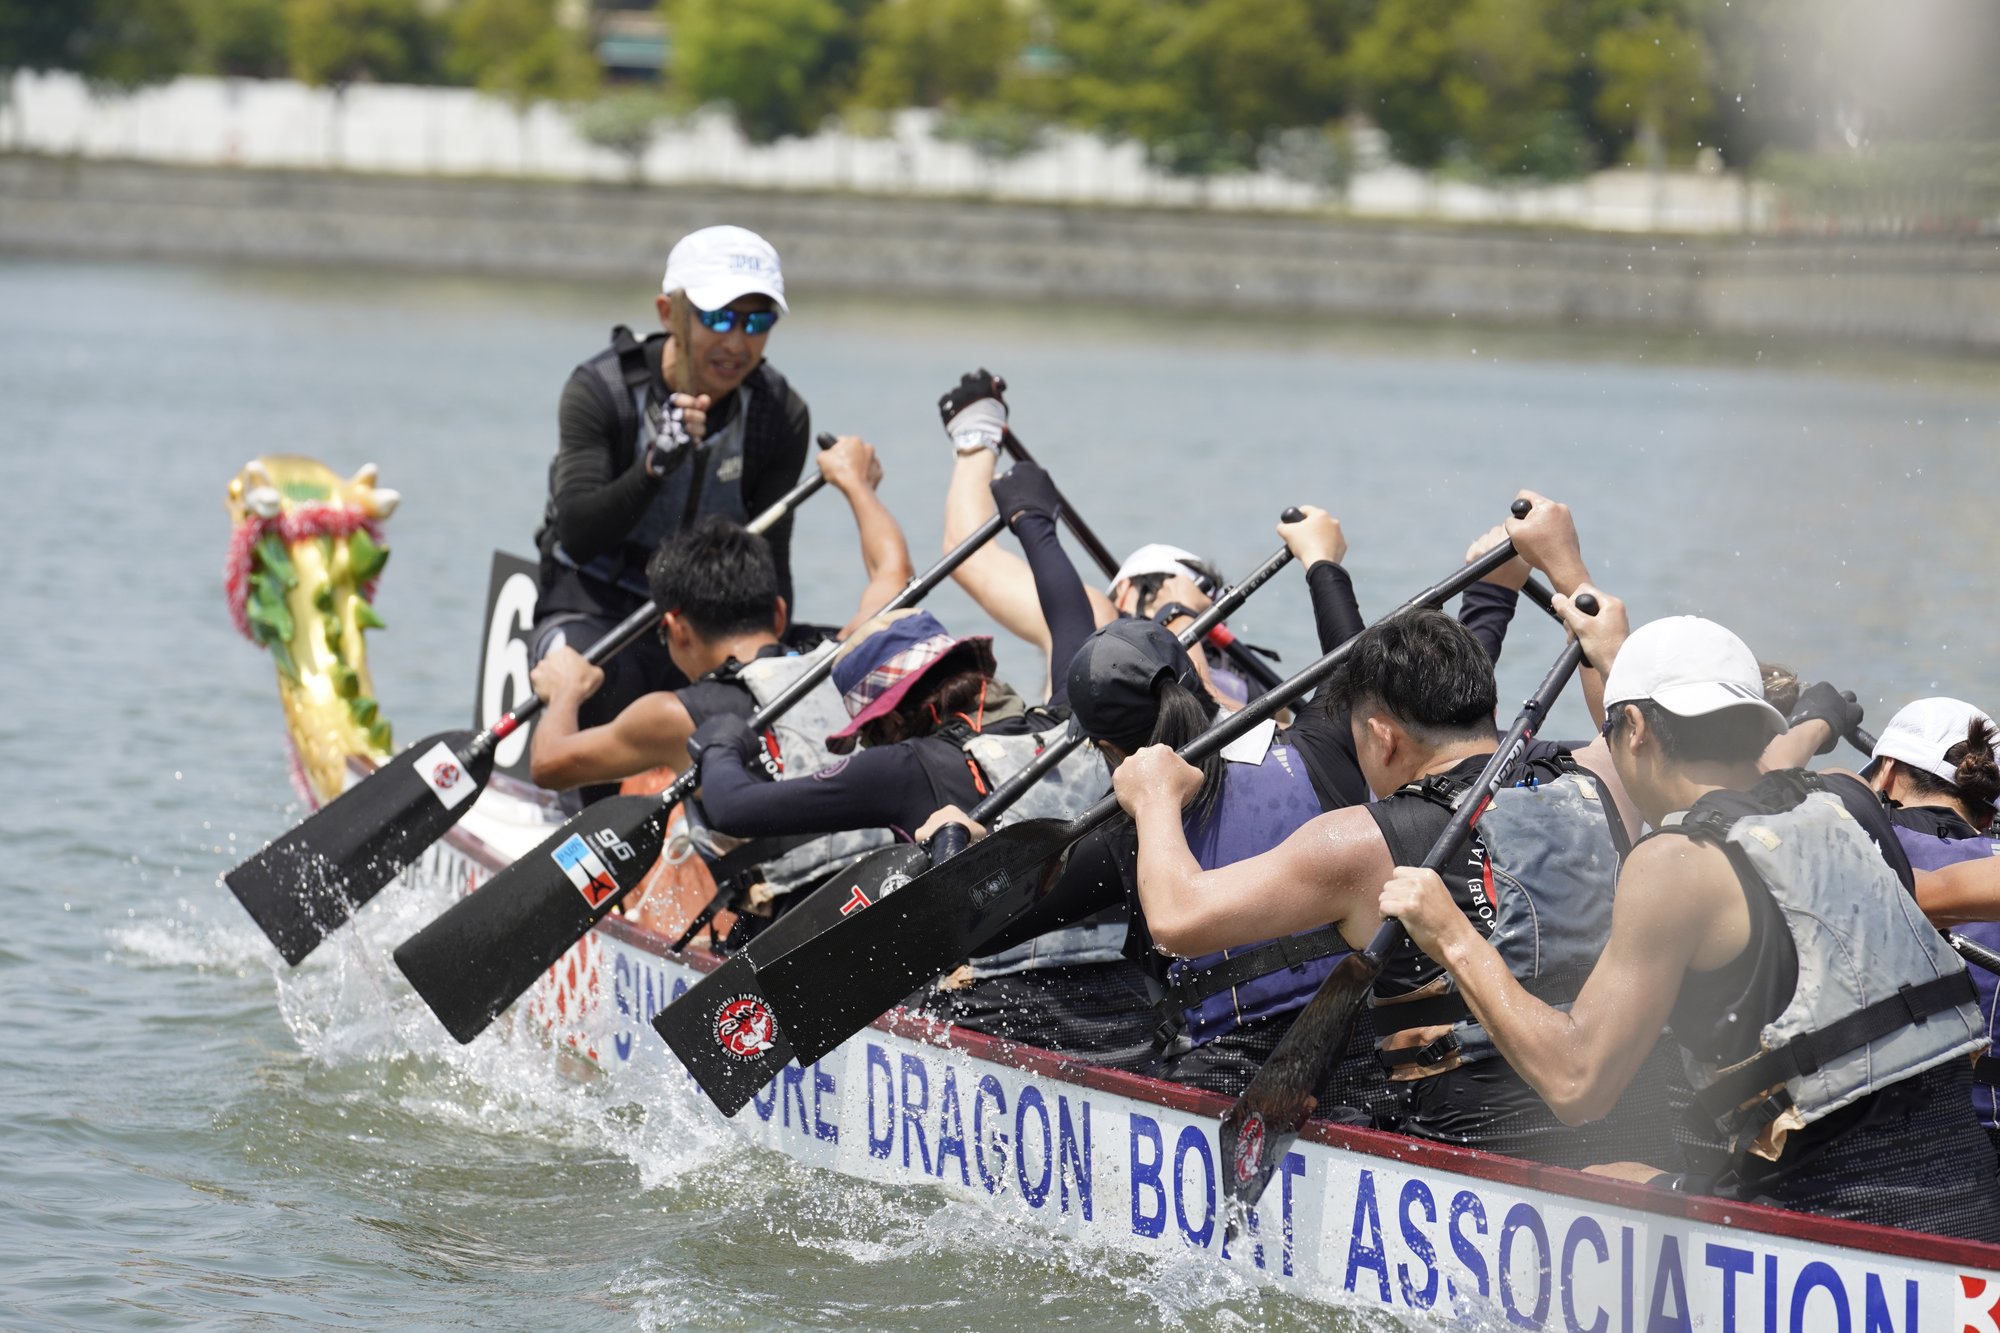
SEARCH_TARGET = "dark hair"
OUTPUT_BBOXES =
[1759,662,1802,718]
[645,517,780,640]
[1615,700,1771,766]
[1899,717,2000,813]
[856,655,994,748]
[1109,674,1227,826]
[1326,610,1497,745]
[1128,556,1224,617]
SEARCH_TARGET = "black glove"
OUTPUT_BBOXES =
[938,369,1008,455]
[1788,681,1863,755]
[990,460,1064,528]
[688,713,761,775]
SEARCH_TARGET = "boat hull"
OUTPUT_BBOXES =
[391,770,2000,1325]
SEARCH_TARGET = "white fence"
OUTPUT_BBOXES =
[0,71,1761,233]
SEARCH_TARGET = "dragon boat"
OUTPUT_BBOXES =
[227,455,2000,1328]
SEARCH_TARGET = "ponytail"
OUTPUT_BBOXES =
[1950,717,2000,814]
[1148,676,1224,824]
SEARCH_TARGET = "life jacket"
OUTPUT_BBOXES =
[1368,753,1627,1077]
[1885,804,2000,1127]
[911,713,1120,978]
[1653,770,1985,1152]
[679,642,894,900]
[535,327,791,616]
[1153,725,1345,1052]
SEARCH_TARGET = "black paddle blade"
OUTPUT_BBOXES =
[392,795,668,1043]
[226,730,492,965]
[758,817,1078,1067]
[744,844,933,967]
[1220,951,1382,1234]
[652,954,798,1115]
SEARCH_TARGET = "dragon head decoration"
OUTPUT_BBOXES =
[225,456,401,802]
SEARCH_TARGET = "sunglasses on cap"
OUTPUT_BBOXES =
[695,306,780,336]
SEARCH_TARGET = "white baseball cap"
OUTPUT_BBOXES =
[1108,544,1218,596]
[1602,616,1788,736]
[662,225,788,313]
[1871,697,1997,791]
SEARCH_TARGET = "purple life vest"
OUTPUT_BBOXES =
[1164,734,1344,1048]
[1889,809,2000,1126]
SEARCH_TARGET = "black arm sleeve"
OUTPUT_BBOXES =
[1012,509,1096,707]
[741,381,811,617]
[1458,580,1520,666]
[1304,560,1365,654]
[698,743,938,841]
[549,373,665,563]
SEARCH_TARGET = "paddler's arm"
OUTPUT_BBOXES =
[740,382,811,616]
[992,461,1095,706]
[1383,831,1732,1124]
[816,435,913,635]
[528,648,695,790]
[1279,506,1362,654]
[550,374,669,564]
[1917,858,2000,926]
[1508,494,1610,725]
[1112,745,1392,955]
[692,722,933,839]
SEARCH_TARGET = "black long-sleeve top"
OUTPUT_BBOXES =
[547,337,810,610]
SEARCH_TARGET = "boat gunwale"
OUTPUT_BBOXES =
[375,758,2000,1273]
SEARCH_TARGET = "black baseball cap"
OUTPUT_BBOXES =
[1066,617,1204,752]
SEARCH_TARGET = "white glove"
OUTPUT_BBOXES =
[642,397,694,478]
[945,398,1007,457]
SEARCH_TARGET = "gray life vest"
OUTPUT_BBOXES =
[680,643,894,897]
[960,719,1123,979]
[1373,759,1627,1074]
[1662,779,1985,1146]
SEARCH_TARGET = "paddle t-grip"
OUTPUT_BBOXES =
[1510,498,1532,519]
[816,431,839,449]
[1279,506,1306,523]
[1573,592,1599,617]
[925,822,972,866]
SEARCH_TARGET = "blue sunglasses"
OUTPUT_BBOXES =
[695,306,780,336]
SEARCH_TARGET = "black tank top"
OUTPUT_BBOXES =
[675,643,788,729]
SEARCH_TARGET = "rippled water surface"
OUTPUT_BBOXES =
[3,255,1997,1330]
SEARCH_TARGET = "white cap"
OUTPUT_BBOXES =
[661,225,788,313]
[1871,697,1997,790]
[1602,616,1788,736]
[1107,543,1217,596]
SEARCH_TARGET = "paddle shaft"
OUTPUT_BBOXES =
[469,433,841,759]
[1953,933,2000,978]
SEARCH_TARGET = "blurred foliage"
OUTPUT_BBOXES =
[1761,142,2000,230]
[449,0,598,109]
[5,0,1997,216]
[287,0,445,90]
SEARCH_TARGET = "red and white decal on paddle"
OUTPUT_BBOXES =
[1233,1112,1267,1185]
[1960,1274,2000,1333]
[839,885,872,916]
[715,994,778,1059]
[418,741,477,809]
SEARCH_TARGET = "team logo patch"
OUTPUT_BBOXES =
[1233,1113,1267,1185]
[551,833,618,909]
[715,994,778,1059]
[417,741,477,810]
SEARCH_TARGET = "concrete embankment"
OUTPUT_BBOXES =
[3,155,1996,349]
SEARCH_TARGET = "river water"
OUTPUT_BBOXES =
[3,254,1997,1331]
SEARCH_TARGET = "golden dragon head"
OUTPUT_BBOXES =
[225,457,402,803]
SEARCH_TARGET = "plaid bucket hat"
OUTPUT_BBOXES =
[825,610,997,753]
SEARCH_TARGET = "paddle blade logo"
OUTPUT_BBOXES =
[551,834,618,909]
[1233,1113,1266,1185]
[417,741,477,810]
[715,995,778,1059]
[839,885,871,916]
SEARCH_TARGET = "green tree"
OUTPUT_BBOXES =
[1591,11,1710,168]
[449,0,598,109]
[665,0,854,143]
[194,0,290,79]
[287,0,443,161]
[851,0,1025,111]
[574,88,675,183]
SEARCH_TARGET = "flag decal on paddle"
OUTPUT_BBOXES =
[551,833,618,909]
[417,740,477,810]
[1233,1112,1266,1185]
[715,994,779,1059]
